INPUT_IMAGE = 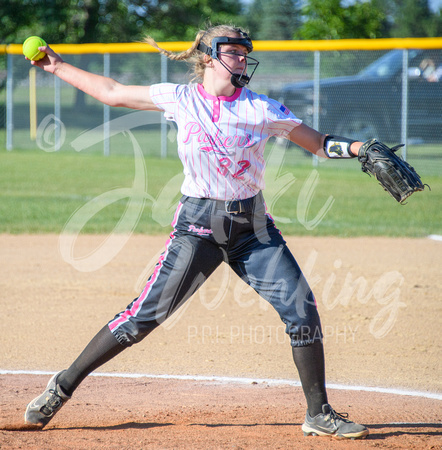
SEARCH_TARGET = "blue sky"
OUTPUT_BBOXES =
[429,0,442,12]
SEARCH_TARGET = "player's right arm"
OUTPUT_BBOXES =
[29,45,161,112]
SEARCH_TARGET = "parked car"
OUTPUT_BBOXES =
[268,49,442,143]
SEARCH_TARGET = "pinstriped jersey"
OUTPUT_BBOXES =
[150,83,302,200]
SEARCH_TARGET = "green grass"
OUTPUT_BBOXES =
[0,147,440,237]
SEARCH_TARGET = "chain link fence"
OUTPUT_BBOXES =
[2,39,441,175]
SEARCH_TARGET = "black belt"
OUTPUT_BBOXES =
[182,192,262,214]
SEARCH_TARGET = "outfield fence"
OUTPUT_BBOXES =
[1,38,441,175]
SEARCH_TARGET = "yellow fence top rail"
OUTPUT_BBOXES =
[4,37,442,55]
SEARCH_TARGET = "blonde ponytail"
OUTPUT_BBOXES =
[144,25,249,83]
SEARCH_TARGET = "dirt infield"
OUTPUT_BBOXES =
[0,234,441,448]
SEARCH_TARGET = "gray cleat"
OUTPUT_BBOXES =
[302,403,369,439]
[24,370,70,428]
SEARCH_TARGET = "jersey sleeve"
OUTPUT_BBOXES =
[149,83,181,121]
[264,96,302,138]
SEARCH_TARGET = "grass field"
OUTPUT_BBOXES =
[1,145,440,237]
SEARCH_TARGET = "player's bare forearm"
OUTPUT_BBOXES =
[288,124,362,157]
[53,62,159,110]
[288,123,327,156]
[54,62,119,105]
[30,45,160,111]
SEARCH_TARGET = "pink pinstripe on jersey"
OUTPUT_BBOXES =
[150,83,302,200]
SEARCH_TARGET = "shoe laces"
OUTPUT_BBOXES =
[40,389,63,416]
[329,408,351,424]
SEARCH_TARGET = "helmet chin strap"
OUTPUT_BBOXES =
[227,65,250,88]
[230,74,250,88]
[215,55,257,88]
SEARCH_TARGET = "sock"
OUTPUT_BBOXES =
[292,340,328,417]
[57,325,125,397]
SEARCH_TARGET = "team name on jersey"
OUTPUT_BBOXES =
[183,121,253,155]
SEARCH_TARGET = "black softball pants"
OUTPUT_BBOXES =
[108,192,323,348]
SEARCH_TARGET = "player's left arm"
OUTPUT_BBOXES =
[288,123,362,158]
[289,123,428,203]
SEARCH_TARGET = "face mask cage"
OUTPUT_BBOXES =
[197,36,260,87]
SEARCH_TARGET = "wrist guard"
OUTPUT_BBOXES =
[324,135,357,158]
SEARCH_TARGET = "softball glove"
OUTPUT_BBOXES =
[358,139,427,203]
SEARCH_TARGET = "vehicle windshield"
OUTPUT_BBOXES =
[358,49,421,78]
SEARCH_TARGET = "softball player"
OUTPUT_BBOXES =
[25,24,368,439]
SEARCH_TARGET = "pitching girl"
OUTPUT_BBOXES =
[25,24,368,439]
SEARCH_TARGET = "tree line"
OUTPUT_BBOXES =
[1,0,441,46]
